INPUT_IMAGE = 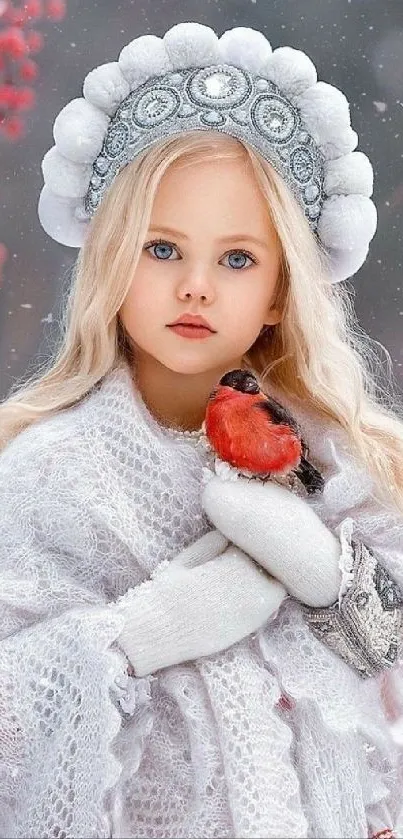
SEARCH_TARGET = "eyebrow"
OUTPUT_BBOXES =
[148,225,269,249]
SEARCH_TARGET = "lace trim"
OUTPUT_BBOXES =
[302,536,403,679]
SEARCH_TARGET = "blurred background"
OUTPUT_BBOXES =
[0,0,402,400]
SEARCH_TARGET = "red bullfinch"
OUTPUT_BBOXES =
[202,369,324,496]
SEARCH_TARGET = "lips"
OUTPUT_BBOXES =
[174,323,211,331]
[168,314,215,332]
[168,323,213,337]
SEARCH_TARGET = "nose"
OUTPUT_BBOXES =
[176,264,216,303]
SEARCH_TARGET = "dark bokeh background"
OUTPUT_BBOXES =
[1,0,403,399]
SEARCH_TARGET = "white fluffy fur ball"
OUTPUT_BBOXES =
[218,27,272,75]
[264,46,317,100]
[298,82,358,160]
[163,22,220,69]
[319,194,377,250]
[53,98,109,165]
[119,35,172,88]
[324,152,373,197]
[83,62,130,118]
[41,146,92,198]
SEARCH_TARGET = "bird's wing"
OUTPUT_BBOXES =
[253,396,302,438]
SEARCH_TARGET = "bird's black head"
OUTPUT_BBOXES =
[219,369,260,394]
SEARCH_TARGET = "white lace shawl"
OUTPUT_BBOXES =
[0,360,402,839]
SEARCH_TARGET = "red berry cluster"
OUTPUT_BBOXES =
[0,0,67,142]
[1,2,67,282]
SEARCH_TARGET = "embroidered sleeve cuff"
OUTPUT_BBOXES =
[302,535,403,679]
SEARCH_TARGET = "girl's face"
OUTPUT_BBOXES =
[119,153,282,382]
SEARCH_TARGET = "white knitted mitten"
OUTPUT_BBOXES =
[201,476,342,607]
[114,529,288,677]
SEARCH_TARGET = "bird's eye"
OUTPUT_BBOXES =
[245,377,259,392]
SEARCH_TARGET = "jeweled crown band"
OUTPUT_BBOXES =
[83,64,325,231]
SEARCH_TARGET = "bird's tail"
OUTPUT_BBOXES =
[293,455,325,495]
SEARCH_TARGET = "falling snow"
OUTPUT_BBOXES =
[373,101,387,113]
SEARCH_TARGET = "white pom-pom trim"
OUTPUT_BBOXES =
[41,145,92,198]
[218,27,272,75]
[298,82,358,160]
[318,194,377,250]
[263,46,317,100]
[83,62,130,117]
[163,22,220,69]
[38,185,90,248]
[326,243,370,283]
[119,35,172,88]
[53,97,110,165]
[324,151,373,197]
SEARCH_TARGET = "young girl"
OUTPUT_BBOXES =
[0,21,402,839]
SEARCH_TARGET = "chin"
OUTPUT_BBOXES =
[164,359,216,376]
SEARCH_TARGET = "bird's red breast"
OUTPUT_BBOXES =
[204,385,302,475]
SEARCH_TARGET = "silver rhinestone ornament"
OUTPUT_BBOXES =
[85,64,325,229]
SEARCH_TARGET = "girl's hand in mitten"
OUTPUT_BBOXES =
[113,528,288,677]
[201,476,342,608]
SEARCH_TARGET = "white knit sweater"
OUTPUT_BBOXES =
[1,360,402,839]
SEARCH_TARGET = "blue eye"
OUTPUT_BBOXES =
[224,252,254,270]
[144,239,257,269]
[145,241,178,260]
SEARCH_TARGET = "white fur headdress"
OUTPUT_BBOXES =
[37,22,377,283]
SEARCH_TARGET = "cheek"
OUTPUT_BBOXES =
[121,268,149,314]
[231,278,273,317]
[119,284,142,338]
[119,270,163,337]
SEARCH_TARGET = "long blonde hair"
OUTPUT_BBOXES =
[2,130,403,515]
